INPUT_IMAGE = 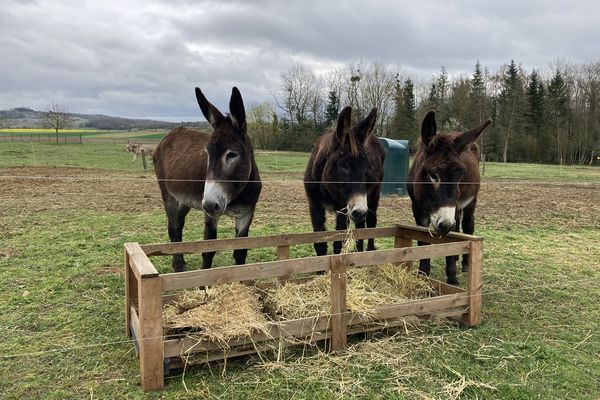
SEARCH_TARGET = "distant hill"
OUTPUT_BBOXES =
[0,107,210,130]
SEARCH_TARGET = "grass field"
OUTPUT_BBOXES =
[0,142,599,399]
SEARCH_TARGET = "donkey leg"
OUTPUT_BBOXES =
[201,214,218,269]
[461,199,477,272]
[365,192,380,251]
[309,202,328,256]
[233,210,254,265]
[445,208,462,285]
[354,218,365,252]
[166,201,190,272]
[333,212,348,254]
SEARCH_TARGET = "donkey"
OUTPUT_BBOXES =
[407,111,492,285]
[125,141,155,164]
[153,87,262,272]
[304,106,385,256]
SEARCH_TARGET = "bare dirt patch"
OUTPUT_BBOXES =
[1,166,598,230]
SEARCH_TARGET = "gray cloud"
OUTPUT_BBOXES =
[1,0,599,120]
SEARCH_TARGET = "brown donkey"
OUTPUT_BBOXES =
[153,87,262,272]
[304,106,385,255]
[407,111,491,285]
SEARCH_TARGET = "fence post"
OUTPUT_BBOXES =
[463,240,483,327]
[142,150,148,171]
[330,255,347,352]
[80,135,82,144]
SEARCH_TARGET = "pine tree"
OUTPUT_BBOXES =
[324,90,340,127]
[401,78,417,143]
[498,60,526,162]
[547,69,570,163]
[524,70,546,161]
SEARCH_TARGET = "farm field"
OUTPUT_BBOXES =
[0,142,599,399]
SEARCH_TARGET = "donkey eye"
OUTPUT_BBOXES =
[225,151,238,163]
[427,173,440,184]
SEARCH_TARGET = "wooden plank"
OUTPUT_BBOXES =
[330,256,348,351]
[169,308,472,369]
[125,242,159,280]
[164,315,331,357]
[347,293,469,324]
[137,275,164,391]
[125,250,132,338]
[277,245,291,282]
[161,256,331,292]
[160,241,470,292]
[164,293,469,358]
[130,304,140,340]
[395,223,483,244]
[423,276,466,295]
[463,240,483,327]
[141,226,400,256]
[394,235,413,269]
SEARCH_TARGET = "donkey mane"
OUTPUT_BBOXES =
[312,129,360,178]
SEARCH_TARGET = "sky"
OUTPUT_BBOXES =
[1,0,599,121]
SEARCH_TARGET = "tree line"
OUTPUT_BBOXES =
[247,60,600,165]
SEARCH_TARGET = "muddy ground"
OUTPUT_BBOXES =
[1,166,598,232]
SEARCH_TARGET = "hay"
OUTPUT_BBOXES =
[163,227,436,344]
[264,263,436,320]
[163,282,270,345]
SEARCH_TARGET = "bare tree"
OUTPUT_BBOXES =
[276,64,321,124]
[42,103,74,143]
[247,101,275,149]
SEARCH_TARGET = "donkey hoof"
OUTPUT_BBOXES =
[462,264,469,273]
[447,277,459,286]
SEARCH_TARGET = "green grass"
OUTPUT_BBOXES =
[0,143,599,398]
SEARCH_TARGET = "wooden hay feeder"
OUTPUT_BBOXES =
[124,224,483,391]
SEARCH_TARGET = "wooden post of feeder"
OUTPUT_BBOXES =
[394,232,412,270]
[126,242,164,391]
[277,245,291,282]
[463,240,483,327]
[330,255,347,351]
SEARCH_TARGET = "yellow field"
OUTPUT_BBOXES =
[0,128,98,133]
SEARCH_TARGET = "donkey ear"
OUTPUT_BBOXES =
[454,118,493,153]
[335,106,352,143]
[421,111,437,146]
[229,86,246,132]
[352,107,378,142]
[195,87,223,128]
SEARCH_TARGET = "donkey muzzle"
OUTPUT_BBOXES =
[347,193,368,223]
[202,181,227,218]
[431,206,456,236]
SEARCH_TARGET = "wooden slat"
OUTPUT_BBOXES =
[423,276,466,295]
[330,256,348,351]
[141,226,400,256]
[395,223,483,244]
[138,275,164,391]
[394,235,413,269]
[463,240,483,327]
[125,242,159,280]
[163,293,468,358]
[277,245,291,282]
[125,250,132,338]
[164,315,331,357]
[160,241,471,292]
[161,256,331,292]
[130,305,140,340]
[167,307,469,367]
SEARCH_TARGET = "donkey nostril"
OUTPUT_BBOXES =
[436,221,454,235]
[351,209,366,221]
[202,200,220,215]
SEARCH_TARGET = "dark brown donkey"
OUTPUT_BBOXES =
[304,106,385,255]
[408,111,491,284]
[153,87,262,272]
